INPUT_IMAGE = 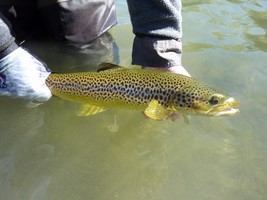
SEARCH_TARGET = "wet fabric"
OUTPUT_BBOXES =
[0,0,117,43]
[127,0,183,68]
[131,36,182,68]
[38,0,117,43]
[0,12,18,59]
[0,47,52,103]
[127,0,182,39]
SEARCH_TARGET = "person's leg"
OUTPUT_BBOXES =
[37,0,117,43]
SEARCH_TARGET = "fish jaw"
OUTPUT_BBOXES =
[213,97,240,117]
[201,97,240,117]
[214,107,239,116]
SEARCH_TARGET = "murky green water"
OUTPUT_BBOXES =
[1,1,267,199]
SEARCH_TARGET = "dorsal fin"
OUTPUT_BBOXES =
[97,62,123,72]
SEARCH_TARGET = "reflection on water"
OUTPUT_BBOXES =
[25,32,118,73]
[1,1,267,199]
[183,0,267,52]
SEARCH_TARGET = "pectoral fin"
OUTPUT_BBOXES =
[144,100,173,120]
[76,104,107,117]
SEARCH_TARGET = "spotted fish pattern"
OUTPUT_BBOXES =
[45,65,239,117]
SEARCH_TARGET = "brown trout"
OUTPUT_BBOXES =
[45,63,239,120]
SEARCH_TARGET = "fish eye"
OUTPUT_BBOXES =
[209,96,220,105]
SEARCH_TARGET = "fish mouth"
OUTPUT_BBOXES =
[214,107,240,117]
[206,97,240,117]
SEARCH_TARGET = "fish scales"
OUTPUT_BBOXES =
[46,69,192,109]
[46,64,239,118]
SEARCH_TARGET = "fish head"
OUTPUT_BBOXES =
[171,82,240,117]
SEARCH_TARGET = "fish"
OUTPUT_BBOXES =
[45,63,239,120]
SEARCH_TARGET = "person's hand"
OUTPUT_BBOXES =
[0,47,52,106]
[143,65,191,77]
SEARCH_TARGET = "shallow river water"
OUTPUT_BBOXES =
[1,0,267,199]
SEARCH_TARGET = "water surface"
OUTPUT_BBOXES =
[1,1,267,199]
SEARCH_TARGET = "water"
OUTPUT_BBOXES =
[1,0,267,199]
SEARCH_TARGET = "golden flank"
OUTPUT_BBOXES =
[46,63,239,120]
